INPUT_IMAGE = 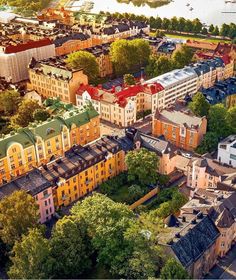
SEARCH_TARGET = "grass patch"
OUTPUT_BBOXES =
[165,33,231,43]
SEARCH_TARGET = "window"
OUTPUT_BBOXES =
[43,190,48,197]
[73,177,76,183]
[44,200,48,206]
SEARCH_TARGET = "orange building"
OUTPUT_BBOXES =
[152,102,207,151]
[37,8,75,25]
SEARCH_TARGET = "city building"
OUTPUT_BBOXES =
[187,155,236,189]
[218,135,236,167]
[28,56,88,104]
[200,77,236,107]
[181,189,236,258]
[0,135,126,222]
[145,67,198,110]
[0,169,54,223]
[0,106,100,184]
[158,212,220,279]
[152,102,207,151]
[0,38,55,83]
[76,83,164,127]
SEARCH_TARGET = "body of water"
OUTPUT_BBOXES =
[68,0,236,26]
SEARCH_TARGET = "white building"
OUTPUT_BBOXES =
[145,67,198,110]
[0,38,55,83]
[218,135,236,167]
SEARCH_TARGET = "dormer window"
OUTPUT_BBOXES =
[46,128,55,135]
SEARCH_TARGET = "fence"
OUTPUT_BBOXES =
[129,187,159,210]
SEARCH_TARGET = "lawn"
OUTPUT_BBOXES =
[164,33,231,43]
[109,184,131,203]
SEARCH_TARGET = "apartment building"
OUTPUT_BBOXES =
[187,155,236,189]
[218,135,236,167]
[153,102,207,151]
[76,83,164,127]
[145,67,198,110]
[0,38,55,83]
[158,212,219,279]
[0,169,55,223]
[0,135,126,223]
[190,57,225,89]
[181,189,236,258]
[0,106,100,184]
[28,56,88,104]
[38,7,75,25]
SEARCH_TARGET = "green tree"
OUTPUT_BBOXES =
[146,55,173,78]
[8,228,53,279]
[220,23,230,37]
[208,24,215,33]
[155,29,165,38]
[226,106,236,133]
[188,92,210,117]
[0,90,21,116]
[202,27,208,35]
[110,39,150,75]
[160,258,189,279]
[155,202,172,218]
[50,216,92,278]
[127,184,144,204]
[124,74,136,85]
[196,131,219,154]
[66,51,99,83]
[192,18,203,34]
[71,194,134,274]
[172,45,194,68]
[0,190,38,246]
[125,148,158,185]
[33,108,50,122]
[171,190,188,213]
[212,26,219,36]
[208,104,229,137]
[11,99,41,128]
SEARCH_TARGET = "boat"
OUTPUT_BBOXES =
[186,3,190,6]
[189,7,193,11]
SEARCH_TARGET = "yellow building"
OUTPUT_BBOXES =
[28,56,88,104]
[40,136,126,208]
[0,106,100,185]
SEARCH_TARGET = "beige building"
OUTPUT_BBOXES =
[28,56,88,104]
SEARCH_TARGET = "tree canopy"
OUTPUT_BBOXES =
[0,190,38,246]
[172,45,194,69]
[33,108,50,122]
[10,99,41,128]
[188,92,210,117]
[160,258,189,279]
[50,216,92,278]
[66,51,99,83]
[8,228,53,279]
[124,74,136,85]
[0,90,21,116]
[110,39,150,75]
[125,148,158,185]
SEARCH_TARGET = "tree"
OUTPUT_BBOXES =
[208,24,215,33]
[172,45,194,68]
[192,18,203,34]
[0,90,21,116]
[0,190,38,246]
[146,55,173,79]
[226,106,236,133]
[8,228,53,279]
[50,216,92,278]
[220,23,230,37]
[188,92,210,117]
[171,190,188,213]
[160,258,189,279]
[110,39,150,75]
[124,74,136,85]
[125,148,158,185]
[127,185,144,204]
[212,26,219,36]
[66,51,99,83]
[33,108,50,122]
[71,194,135,276]
[155,29,165,38]
[11,99,41,128]
[155,202,172,218]
[208,104,229,137]
[202,27,208,35]
[196,131,219,154]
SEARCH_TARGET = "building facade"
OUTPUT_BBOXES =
[218,135,236,167]
[0,107,100,185]
[28,56,88,104]
[152,103,207,151]
[0,38,55,83]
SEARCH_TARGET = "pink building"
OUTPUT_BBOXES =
[0,169,55,223]
[187,156,236,189]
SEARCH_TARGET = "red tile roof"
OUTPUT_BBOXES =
[3,38,53,54]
